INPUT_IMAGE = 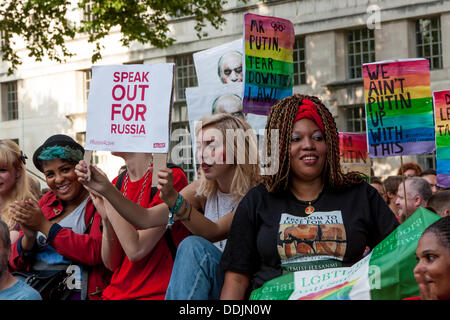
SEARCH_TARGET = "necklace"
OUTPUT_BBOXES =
[122,165,151,206]
[305,202,315,215]
[291,186,323,215]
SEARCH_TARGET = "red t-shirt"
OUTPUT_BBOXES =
[101,167,190,300]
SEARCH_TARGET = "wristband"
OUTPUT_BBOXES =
[175,199,188,218]
[168,193,185,227]
[170,193,184,214]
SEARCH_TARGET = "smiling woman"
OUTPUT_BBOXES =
[220,94,400,300]
[8,134,109,300]
[413,216,450,300]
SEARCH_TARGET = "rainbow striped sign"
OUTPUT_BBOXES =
[243,13,294,115]
[363,59,435,158]
[339,132,370,178]
[433,90,450,188]
[339,132,369,164]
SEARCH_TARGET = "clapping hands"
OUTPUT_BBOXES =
[10,199,51,236]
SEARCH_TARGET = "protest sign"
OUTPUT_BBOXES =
[85,64,174,153]
[339,132,370,177]
[250,207,441,300]
[433,90,450,188]
[186,83,267,133]
[243,13,295,115]
[193,39,243,87]
[339,132,369,164]
[185,83,267,179]
[363,58,435,158]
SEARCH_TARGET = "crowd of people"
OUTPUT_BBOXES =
[0,94,449,301]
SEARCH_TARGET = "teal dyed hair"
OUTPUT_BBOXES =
[38,145,83,164]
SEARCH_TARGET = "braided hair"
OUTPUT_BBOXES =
[263,94,364,192]
[422,216,450,250]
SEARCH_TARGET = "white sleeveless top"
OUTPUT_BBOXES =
[204,189,236,252]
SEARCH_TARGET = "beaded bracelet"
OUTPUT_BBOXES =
[175,198,188,218]
[168,193,184,227]
[170,193,184,215]
[175,199,189,220]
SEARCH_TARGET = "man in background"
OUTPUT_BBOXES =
[426,190,450,217]
[420,169,439,194]
[383,176,402,219]
[395,177,432,223]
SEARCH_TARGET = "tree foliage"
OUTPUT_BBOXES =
[0,0,245,75]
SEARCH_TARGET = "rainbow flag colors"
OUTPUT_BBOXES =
[433,90,450,188]
[339,132,371,178]
[362,59,435,158]
[339,132,369,164]
[298,280,359,300]
[243,13,294,115]
[250,208,441,300]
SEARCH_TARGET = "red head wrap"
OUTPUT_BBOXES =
[293,99,325,133]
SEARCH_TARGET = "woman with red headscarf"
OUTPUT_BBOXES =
[220,94,399,299]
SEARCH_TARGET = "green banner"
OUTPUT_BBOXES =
[250,207,441,300]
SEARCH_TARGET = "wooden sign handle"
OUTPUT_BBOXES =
[83,150,93,182]
[400,155,407,222]
[152,153,168,187]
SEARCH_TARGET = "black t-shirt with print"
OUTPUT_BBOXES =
[220,182,399,293]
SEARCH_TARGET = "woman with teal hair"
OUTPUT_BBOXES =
[8,134,109,300]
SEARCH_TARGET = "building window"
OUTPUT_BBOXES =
[293,37,306,86]
[174,54,197,101]
[82,1,96,34]
[92,152,108,166]
[344,105,366,133]
[416,17,442,70]
[347,28,375,79]
[0,30,7,49]
[417,151,436,170]
[5,81,19,121]
[417,152,436,170]
[75,132,86,146]
[169,6,193,19]
[84,69,92,105]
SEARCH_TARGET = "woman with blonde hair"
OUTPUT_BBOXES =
[76,113,261,299]
[0,140,36,242]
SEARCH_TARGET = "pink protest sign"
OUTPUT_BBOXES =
[339,132,369,164]
[339,132,370,177]
[85,64,174,153]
